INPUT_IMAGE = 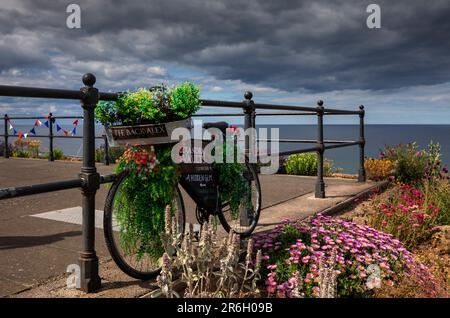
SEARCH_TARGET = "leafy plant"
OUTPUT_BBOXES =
[95,145,125,163]
[95,82,201,126]
[369,184,440,248]
[213,140,251,219]
[381,142,427,183]
[364,158,395,181]
[44,148,64,160]
[12,149,30,158]
[153,209,262,298]
[114,145,178,260]
[284,153,335,176]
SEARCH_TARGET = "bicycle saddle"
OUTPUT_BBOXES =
[203,121,229,134]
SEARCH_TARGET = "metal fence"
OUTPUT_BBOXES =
[1,114,111,164]
[0,73,365,293]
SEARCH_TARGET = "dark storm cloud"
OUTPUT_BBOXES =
[1,0,450,92]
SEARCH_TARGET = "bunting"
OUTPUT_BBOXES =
[7,116,80,139]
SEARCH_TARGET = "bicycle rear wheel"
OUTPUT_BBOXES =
[217,162,261,237]
[103,171,185,280]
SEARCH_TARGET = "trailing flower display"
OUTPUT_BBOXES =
[253,214,441,298]
[114,145,178,260]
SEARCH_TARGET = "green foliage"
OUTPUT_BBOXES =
[95,146,125,163]
[381,142,426,183]
[44,148,64,160]
[114,145,178,260]
[95,82,201,126]
[170,82,201,119]
[284,153,335,176]
[12,150,30,158]
[213,142,251,219]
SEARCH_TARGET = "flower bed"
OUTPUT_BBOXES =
[253,214,441,298]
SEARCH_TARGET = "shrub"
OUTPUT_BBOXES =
[44,148,64,160]
[253,214,441,298]
[95,146,125,163]
[364,158,395,181]
[284,153,335,176]
[422,179,450,226]
[381,142,427,183]
[368,184,440,248]
[12,149,30,158]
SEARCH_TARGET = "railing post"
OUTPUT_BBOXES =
[103,134,110,166]
[48,112,54,161]
[78,73,101,293]
[242,91,255,226]
[315,100,325,198]
[4,114,9,158]
[358,105,366,182]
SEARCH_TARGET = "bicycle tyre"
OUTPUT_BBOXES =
[217,162,261,237]
[103,171,185,280]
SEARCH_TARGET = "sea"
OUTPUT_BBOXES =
[1,124,449,174]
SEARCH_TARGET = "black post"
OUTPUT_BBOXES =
[358,105,366,182]
[241,91,255,226]
[315,100,325,198]
[4,114,9,158]
[48,112,54,161]
[103,134,110,166]
[78,73,101,292]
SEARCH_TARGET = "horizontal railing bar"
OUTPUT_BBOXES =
[0,85,117,101]
[257,112,317,116]
[5,116,84,120]
[323,141,360,150]
[100,174,117,184]
[0,135,105,139]
[260,147,319,158]
[257,139,357,144]
[192,113,243,117]
[0,178,82,200]
[324,110,362,115]
[200,99,245,108]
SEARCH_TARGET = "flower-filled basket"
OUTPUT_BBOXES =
[95,82,201,146]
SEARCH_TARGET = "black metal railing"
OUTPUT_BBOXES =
[0,73,365,293]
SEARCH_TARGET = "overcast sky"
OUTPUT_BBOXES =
[1,0,449,124]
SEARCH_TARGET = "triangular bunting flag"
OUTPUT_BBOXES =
[56,124,62,132]
[9,124,13,131]
[71,127,77,136]
[23,133,28,139]
[73,119,79,125]
[34,119,42,127]
[18,132,23,139]
[63,130,69,136]
[29,127,36,135]
[44,121,49,128]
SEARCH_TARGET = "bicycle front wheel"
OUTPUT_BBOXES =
[217,162,261,237]
[103,171,185,280]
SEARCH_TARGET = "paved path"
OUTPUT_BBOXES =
[0,158,378,297]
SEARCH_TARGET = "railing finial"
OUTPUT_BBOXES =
[317,100,324,107]
[244,91,253,100]
[359,105,364,110]
[82,73,96,87]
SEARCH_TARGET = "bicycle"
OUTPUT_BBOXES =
[103,121,261,280]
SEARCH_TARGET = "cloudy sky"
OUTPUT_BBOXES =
[1,0,449,124]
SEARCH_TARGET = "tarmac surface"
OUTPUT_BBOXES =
[0,158,378,297]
